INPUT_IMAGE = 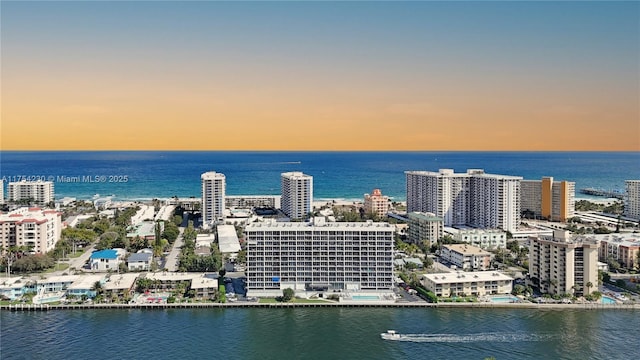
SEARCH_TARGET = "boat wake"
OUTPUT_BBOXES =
[382,332,550,343]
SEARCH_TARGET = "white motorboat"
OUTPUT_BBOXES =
[381,330,401,340]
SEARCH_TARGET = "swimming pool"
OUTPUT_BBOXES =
[351,295,380,301]
[601,296,617,305]
[488,295,519,303]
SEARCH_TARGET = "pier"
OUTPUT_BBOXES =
[579,188,624,199]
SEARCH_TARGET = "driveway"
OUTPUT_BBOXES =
[163,227,185,271]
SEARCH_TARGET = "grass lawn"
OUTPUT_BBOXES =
[0,300,22,305]
[69,250,85,258]
[44,263,70,273]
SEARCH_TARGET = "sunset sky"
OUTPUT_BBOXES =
[1,1,638,151]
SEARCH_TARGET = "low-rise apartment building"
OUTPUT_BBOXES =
[421,271,513,297]
[596,234,640,269]
[440,244,492,271]
[444,227,507,250]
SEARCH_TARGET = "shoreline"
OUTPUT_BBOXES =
[3,302,639,311]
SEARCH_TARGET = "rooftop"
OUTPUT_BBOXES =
[189,275,218,289]
[423,271,513,284]
[217,224,241,253]
[67,275,106,290]
[128,252,153,262]
[91,249,119,260]
[443,244,492,256]
[103,273,139,291]
[246,218,394,230]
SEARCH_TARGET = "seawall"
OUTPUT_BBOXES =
[2,302,639,312]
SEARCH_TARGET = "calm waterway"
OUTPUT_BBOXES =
[1,307,637,359]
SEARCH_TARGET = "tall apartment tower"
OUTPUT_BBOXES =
[201,171,226,227]
[521,177,575,222]
[281,172,313,220]
[468,170,521,232]
[0,179,4,204]
[529,230,598,296]
[405,169,469,226]
[624,180,640,220]
[363,188,389,219]
[7,180,54,205]
[406,169,521,232]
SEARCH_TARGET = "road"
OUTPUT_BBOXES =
[163,227,185,271]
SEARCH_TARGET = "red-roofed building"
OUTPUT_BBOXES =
[0,207,62,254]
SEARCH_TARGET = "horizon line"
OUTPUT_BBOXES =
[1,149,638,153]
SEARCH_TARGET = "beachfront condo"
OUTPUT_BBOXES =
[405,169,521,232]
[521,177,575,222]
[280,171,313,221]
[7,180,54,205]
[201,171,226,228]
[625,180,640,221]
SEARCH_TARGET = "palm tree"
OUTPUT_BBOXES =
[91,281,104,297]
[586,281,593,295]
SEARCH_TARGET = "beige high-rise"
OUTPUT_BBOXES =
[529,230,598,296]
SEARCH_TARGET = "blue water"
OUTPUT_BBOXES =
[602,296,617,305]
[0,151,638,201]
[1,308,638,360]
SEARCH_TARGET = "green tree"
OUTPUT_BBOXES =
[216,285,227,303]
[282,288,295,302]
[92,281,104,298]
[586,281,594,294]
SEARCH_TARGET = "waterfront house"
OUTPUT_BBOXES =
[89,249,125,272]
[127,252,153,271]
[0,277,25,300]
[66,274,106,298]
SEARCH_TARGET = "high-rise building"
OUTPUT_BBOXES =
[0,207,62,254]
[407,212,443,248]
[406,169,521,232]
[0,179,4,204]
[624,180,640,221]
[363,189,389,219]
[281,172,313,220]
[201,171,226,227]
[245,218,394,297]
[529,230,598,296]
[521,177,575,222]
[7,180,54,205]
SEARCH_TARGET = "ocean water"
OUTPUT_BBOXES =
[0,151,638,201]
[1,308,637,360]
